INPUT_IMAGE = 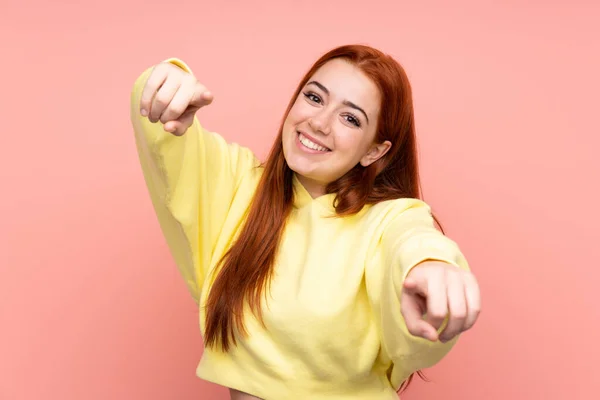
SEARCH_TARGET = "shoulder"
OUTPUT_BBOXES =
[365,197,433,224]
[352,198,434,248]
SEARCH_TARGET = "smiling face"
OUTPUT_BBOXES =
[282,58,392,198]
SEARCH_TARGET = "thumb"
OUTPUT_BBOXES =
[164,91,212,136]
[403,276,428,297]
[163,105,200,136]
[163,120,190,136]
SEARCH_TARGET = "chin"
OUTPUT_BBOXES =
[285,154,316,178]
[282,127,338,183]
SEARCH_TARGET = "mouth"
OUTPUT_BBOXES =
[296,131,331,153]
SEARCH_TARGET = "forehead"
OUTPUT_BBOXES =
[308,59,380,111]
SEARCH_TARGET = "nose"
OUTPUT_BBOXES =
[308,109,332,135]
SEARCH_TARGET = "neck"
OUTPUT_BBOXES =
[295,174,327,198]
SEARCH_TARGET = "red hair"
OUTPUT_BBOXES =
[204,44,441,392]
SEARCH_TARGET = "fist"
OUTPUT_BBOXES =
[401,261,481,343]
[139,61,214,136]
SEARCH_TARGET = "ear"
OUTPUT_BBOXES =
[360,140,392,167]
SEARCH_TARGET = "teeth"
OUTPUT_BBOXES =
[299,133,329,152]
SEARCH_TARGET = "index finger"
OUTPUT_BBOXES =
[140,66,169,115]
[401,292,438,341]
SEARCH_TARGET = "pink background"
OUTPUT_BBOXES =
[1,0,599,399]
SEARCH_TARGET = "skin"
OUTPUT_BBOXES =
[281,58,391,197]
[139,60,481,400]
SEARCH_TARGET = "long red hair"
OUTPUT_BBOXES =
[204,44,441,392]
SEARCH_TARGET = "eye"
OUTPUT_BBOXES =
[303,91,322,104]
[343,114,361,127]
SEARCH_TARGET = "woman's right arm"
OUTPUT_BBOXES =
[130,58,258,303]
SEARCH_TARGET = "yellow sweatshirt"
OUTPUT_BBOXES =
[130,58,470,400]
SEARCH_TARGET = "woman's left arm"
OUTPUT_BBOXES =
[365,199,481,388]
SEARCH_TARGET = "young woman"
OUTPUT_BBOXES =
[130,44,481,399]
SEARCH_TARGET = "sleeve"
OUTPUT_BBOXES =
[365,199,470,389]
[130,58,259,304]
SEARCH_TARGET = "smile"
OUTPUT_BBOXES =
[296,132,331,153]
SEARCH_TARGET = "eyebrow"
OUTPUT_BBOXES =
[306,81,370,124]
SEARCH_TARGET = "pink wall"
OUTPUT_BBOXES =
[2,1,599,399]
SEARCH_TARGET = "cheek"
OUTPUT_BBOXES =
[332,131,368,158]
[287,99,314,125]
[283,106,298,132]
[283,102,305,145]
